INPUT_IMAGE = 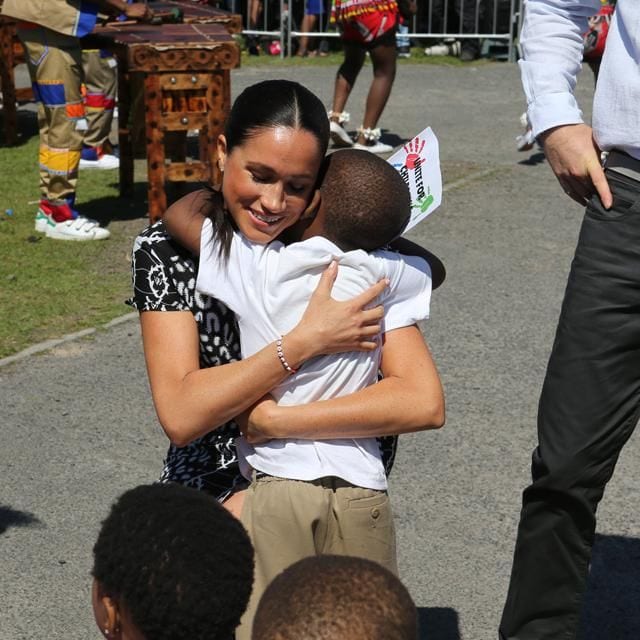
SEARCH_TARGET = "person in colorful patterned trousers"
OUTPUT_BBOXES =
[80,48,120,170]
[0,0,151,240]
[328,0,400,154]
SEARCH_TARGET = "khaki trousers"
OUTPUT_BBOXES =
[236,475,397,640]
[18,25,84,202]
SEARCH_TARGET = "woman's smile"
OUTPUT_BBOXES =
[250,210,286,226]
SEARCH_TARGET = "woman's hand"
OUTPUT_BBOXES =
[284,261,388,364]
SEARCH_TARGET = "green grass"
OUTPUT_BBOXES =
[238,44,484,67]
[0,127,149,358]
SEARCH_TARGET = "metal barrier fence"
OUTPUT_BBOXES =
[233,0,524,62]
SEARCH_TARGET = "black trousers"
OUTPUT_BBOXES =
[500,168,640,640]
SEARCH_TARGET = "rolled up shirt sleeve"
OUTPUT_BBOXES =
[519,0,601,138]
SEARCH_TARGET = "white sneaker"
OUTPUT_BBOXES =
[515,129,536,152]
[79,153,120,170]
[353,127,393,154]
[328,111,353,147]
[516,112,536,151]
[35,210,110,241]
[353,140,394,154]
[330,120,354,147]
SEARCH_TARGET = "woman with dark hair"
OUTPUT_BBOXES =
[130,80,440,520]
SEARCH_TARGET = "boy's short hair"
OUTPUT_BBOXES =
[253,555,418,640]
[92,483,254,640]
[319,149,411,252]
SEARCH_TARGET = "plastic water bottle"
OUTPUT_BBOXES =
[396,23,411,58]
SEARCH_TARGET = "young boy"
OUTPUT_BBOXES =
[167,148,444,639]
[91,483,254,640]
[253,555,418,640]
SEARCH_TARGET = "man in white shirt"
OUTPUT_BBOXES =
[500,2,640,638]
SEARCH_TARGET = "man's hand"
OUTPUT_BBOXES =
[539,123,612,209]
[124,2,153,21]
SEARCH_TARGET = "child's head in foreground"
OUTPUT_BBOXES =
[91,483,254,640]
[252,555,418,640]
[311,149,412,253]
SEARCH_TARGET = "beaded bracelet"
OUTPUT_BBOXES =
[276,337,297,375]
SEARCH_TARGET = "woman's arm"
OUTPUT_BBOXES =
[240,324,445,441]
[142,263,389,447]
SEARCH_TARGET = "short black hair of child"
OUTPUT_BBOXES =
[319,149,411,253]
[92,483,254,640]
[253,555,418,640]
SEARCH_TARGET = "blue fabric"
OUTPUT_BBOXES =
[81,145,99,161]
[64,194,78,214]
[34,82,65,106]
[76,2,99,37]
[306,0,325,15]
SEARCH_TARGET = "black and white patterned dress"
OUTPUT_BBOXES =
[129,221,245,501]
[128,221,398,501]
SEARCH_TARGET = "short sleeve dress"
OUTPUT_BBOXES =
[129,220,398,501]
[129,220,245,501]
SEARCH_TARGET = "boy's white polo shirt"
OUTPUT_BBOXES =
[197,220,432,490]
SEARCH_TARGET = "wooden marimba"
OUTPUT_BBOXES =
[0,16,33,146]
[87,19,240,221]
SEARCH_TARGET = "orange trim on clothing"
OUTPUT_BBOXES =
[65,102,85,119]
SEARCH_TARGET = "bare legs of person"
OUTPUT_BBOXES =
[247,0,263,55]
[297,13,318,56]
[330,41,396,153]
[249,0,262,29]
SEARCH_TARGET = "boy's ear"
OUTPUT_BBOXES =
[300,189,321,220]
[216,134,228,173]
[92,578,121,639]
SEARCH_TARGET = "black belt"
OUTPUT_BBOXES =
[604,150,640,182]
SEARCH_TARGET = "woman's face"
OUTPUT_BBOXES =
[218,126,323,244]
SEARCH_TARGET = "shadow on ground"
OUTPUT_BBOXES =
[80,182,149,226]
[0,504,41,534]
[381,130,410,149]
[518,151,546,166]
[83,180,207,227]
[0,107,38,148]
[418,607,461,640]
[580,534,640,639]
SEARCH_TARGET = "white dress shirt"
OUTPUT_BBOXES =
[520,0,640,160]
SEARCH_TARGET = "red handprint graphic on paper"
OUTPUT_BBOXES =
[404,137,426,170]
